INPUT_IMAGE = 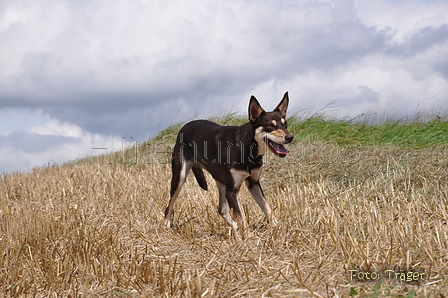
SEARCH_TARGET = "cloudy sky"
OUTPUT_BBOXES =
[1,0,448,173]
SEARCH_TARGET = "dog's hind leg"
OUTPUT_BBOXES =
[163,158,191,228]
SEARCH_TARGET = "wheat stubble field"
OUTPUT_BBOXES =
[0,116,447,297]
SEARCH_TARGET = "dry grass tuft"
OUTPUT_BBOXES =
[1,136,447,296]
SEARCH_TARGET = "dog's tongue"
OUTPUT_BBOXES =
[268,140,290,157]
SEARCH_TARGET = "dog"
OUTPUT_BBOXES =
[163,92,293,239]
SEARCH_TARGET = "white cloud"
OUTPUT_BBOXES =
[29,120,84,138]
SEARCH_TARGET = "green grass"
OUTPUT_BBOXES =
[158,113,447,148]
[291,116,448,148]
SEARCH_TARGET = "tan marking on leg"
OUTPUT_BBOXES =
[216,181,239,232]
[163,160,191,228]
[233,211,249,240]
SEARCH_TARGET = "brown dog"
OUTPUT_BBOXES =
[163,92,293,238]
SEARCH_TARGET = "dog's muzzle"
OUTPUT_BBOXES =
[266,133,293,158]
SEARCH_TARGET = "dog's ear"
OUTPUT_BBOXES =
[249,95,265,123]
[274,92,289,118]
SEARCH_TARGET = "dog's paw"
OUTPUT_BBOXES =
[162,218,172,229]
[269,216,278,227]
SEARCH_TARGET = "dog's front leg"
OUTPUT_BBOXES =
[216,181,248,239]
[216,181,240,235]
[245,180,278,226]
[225,190,249,240]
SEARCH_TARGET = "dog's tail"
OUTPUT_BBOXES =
[192,164,208,190]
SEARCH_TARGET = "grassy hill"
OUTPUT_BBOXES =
[0,114,447,297]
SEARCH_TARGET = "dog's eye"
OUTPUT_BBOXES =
[266,124,275,129]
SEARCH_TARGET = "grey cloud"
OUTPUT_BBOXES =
[291,20,390,72]
[435,61,448,79]
[387,24,448,57]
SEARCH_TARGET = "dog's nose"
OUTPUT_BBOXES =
[285,134,294,143]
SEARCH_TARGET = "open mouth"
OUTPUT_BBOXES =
[266,139,290,158]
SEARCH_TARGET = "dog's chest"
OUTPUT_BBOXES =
[230,167,262,189]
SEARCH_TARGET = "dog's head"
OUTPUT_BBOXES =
[249,92,294,158]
